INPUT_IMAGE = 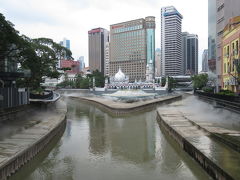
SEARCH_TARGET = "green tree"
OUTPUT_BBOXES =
[191,74,208,90]
[167,77,176,92]
[0,13,73,90]
[161,77,166,86]
[80,78,90,89]
[75,74,83,88]
[0,13,34,72]
[90,70,105,87]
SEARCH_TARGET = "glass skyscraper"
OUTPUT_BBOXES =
[208,0,216,72]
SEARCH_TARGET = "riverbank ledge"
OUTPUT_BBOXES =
[157,108,240,180]
[0,100,67,180]
[69,94,182,115]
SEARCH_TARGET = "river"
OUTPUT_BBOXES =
[10,97,211,180]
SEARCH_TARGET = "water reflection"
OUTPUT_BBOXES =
[10,98,211,180]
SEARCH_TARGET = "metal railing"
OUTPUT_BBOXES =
[0,88,29,109]
[195,91,240,103]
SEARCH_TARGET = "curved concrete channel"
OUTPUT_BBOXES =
[157,103,240,180]
[0,100,67,180]
[2,92,239,180]
[69,94,182,115]
[70,94,240,180]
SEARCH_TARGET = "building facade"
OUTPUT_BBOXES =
[88,28,109,74]
[109,17,155,82]
[155,48,161,77]
[161,6,183,76]
[60,38,70,49]
[60,60,80,74]
[202,49,209,72]
[221,16,240,93]
[215,0,240,90]
[182,32,198,75]
[78,56,85,71]
[208,0,216,73]
[104,42,110,77]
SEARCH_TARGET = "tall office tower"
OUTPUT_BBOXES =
[58,38,71,68]
[182,32,199,75]
[104,42,110,76]
[88,28,109,74]
[109,16,155,82]
[161,6,183,76]
[208,0,216,73]
[78,56,85,71]
[60,38,70,49]
[202,49,209,72]
[214,0,240,90]
[155,48,161,77]
[182,32,188,74]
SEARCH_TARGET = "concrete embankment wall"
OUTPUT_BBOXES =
[156,112,235,180]
[70,95,182,116]
[0,105,33,122]
[0,100,67,180]
[57,89,90,95]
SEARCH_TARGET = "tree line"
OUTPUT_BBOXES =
[0,13,72,90]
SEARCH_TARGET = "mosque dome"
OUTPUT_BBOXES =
[114,68,126,82]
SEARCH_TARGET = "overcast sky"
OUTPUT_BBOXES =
[0,0,208,70]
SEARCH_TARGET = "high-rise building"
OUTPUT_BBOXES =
[155,48,161,77]
[88,28,109,74]
[161,6,183,76]
[202,49,209,72]
[208,0,216,73]
[58,38,71,68]
[109,17,155,82]
[214,0,240,90]
[104,42,110,77]
[78,56,85,71]
[182,32,198,75]
[60,38,70,49]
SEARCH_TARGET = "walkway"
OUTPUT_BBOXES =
[0,100,67,179]
[157,95,240,180]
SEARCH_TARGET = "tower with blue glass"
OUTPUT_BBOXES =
[146,16,155,78]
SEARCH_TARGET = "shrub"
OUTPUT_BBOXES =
[202,87,214,93]
[217,89,235,96]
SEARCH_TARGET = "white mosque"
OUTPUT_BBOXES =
[105,62,167,90]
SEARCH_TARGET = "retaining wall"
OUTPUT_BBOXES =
[70,95,182,116]
[0,101,67,180]
[157,111,236,180]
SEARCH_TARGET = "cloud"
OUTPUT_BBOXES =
[0,0,208,69]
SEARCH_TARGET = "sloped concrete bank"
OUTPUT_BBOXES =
[69,95,182,115]
[157,109,240,180]
[0,100,67,180]
[0,105,33,123]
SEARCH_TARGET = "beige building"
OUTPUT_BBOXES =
[88,28,109,74]
[109,17,155,82]
[215,0,240,90]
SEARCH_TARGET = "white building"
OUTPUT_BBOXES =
[78,56,85,71]
[202,49,208,72]
[155,48,161,77]
[146,60,154,82]
[104,42,110,77]
[161,6,183,76]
